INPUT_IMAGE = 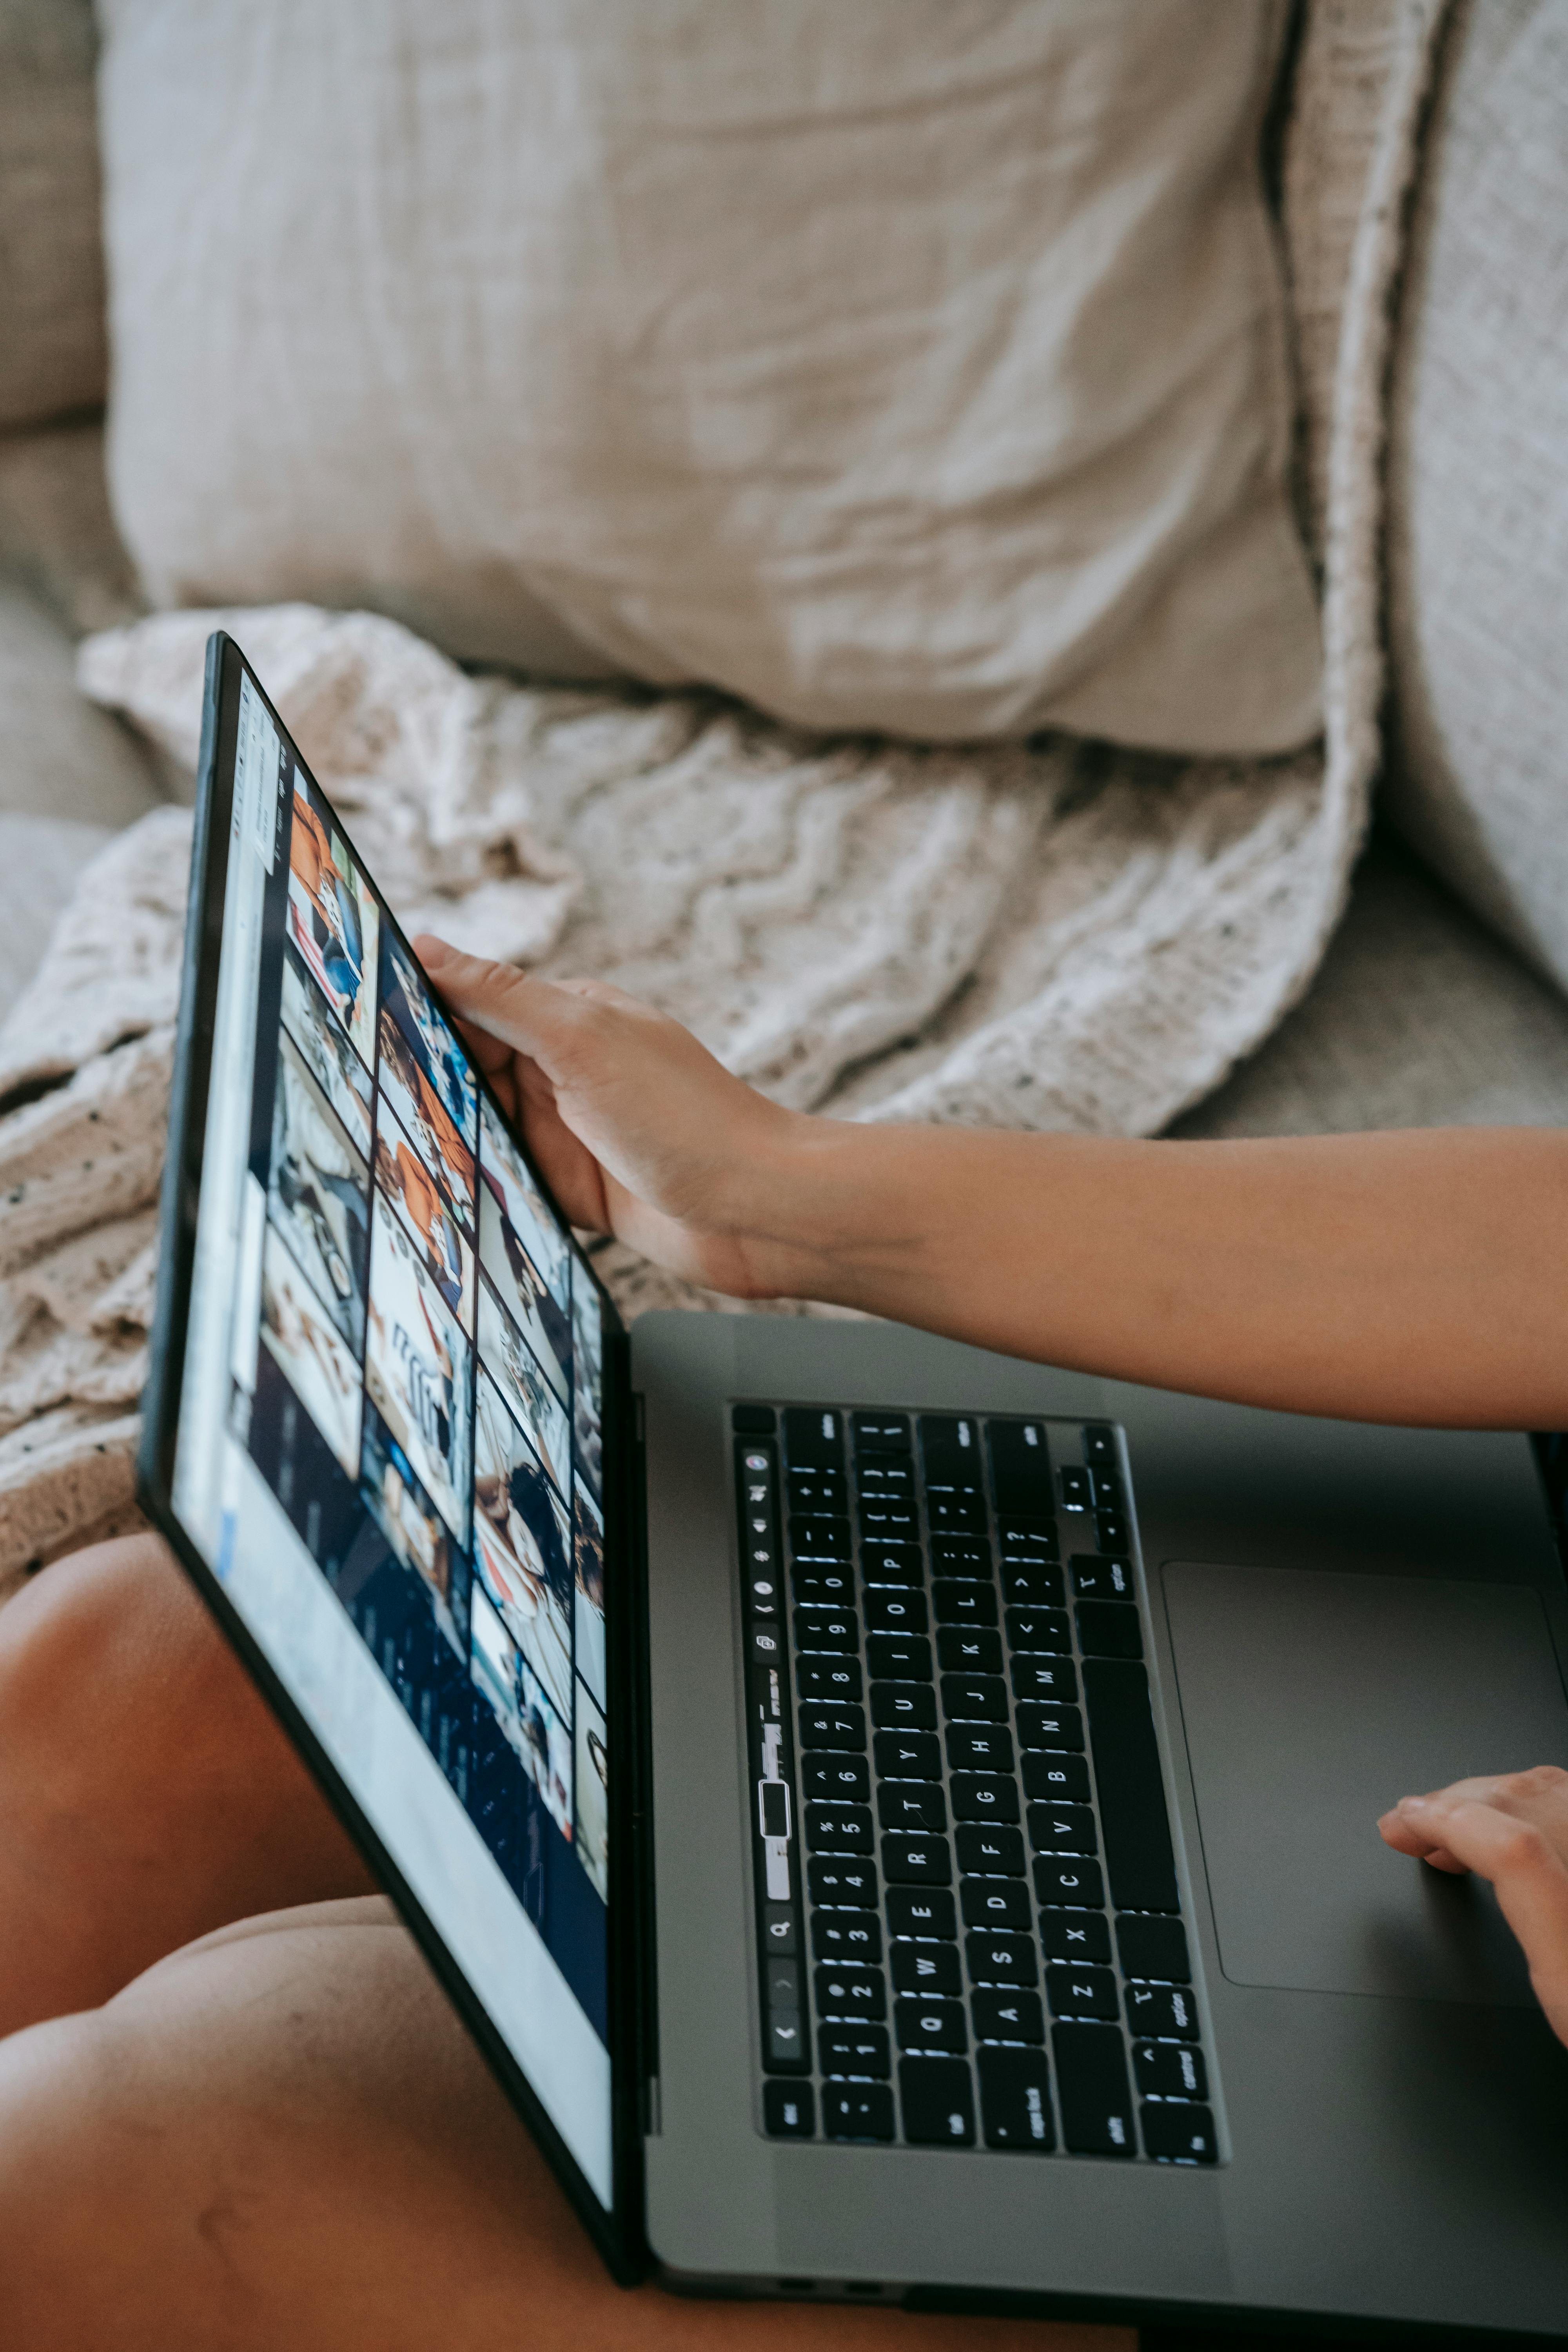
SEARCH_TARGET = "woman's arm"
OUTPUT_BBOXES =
[421,939,1568,1430]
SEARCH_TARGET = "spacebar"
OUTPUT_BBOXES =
[1082,1658,1178,1913]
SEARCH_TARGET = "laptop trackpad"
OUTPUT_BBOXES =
[1163,1563,1568,2005]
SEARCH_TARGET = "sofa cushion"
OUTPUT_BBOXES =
[0,0,109,432]
[1173,835,1568,1140]
[1385,1,1568,990]
[98,0,1320,757]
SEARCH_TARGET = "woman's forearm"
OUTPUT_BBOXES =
[742,1122,1568,1429]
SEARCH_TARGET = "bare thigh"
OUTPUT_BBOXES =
[0,1898,1129,2352]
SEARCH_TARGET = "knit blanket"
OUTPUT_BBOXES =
[0,0,1443,1595]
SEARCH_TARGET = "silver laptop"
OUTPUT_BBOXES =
[142,634,1568,2340]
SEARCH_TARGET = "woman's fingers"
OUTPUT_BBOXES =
[1379,1770,1568,2047]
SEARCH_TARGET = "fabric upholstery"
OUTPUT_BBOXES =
[0,0,109,431]
[98,0,1321,757]
[1385,0,1568,989]
[1174,834,1568,1140]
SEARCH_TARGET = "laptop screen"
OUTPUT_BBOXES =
[163,648,615,2211]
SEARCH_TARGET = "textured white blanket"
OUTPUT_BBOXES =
[0,0,1443,1594]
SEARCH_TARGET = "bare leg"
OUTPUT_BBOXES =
[0,1532,375,2034]
[0,1898,1131,2352]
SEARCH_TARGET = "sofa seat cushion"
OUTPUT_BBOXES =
[1174,835,1568,1139]
[98,0,1319,757]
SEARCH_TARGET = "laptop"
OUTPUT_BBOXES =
[142,632,1568,2341]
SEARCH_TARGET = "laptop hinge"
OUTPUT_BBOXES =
[641,2074,662,2137]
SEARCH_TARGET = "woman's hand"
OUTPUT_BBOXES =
[1379,1767,1568,2047]
[416,940,810,1297]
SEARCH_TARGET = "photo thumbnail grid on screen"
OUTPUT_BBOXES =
[238,762,611,2034]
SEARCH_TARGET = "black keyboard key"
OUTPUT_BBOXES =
[878,1782,947,1835]
[882,1832,953,1886]
[1022,1751,1091,1803]
[1125,1983,1201,2041]
[803,1754,869,1804]
[1015,1700,1082,1752]
[806,1801,873,1855]
[986,1419,1053,1516]
[1047,1962,1119,2021]
[940,1673,1008,1722]
[961,1878,1032,1932]
[1076,1600,1142,1659]
[764,2079,815,2136]
[1134,2040,1208,2101]
[1012,1655,1078,1704]
[1141,2102,1218,2164]
[860,1540,924,1588]
[999,1561,1066,1608]
[1082,1659,1179,1913]
[814,1963,886,2021]
[936,1626,1002,1675]
[853,1412,910,1455]
[1096,1509,1129,1553]
[794,1605,858,1655]
[784,1406,844,1470]
[812,1912,882,1964]
[891,1941,961,1996]
[919,1415,983,1487]
[1058,1466,1091,1511]
[766,2013,809,2069]
[997,1515,1060,1561]
[870,1681,937,1731]
[820,2022,891,2078]
[860,1500,919,1541]
[1070,1553,1132,1600]
[789,1514,851,1560]
[857,1457,914,1500]
[1052,2024,1135,2156]
[798,1657,863,1704]
[799,1702,866,1750]
[949,1772,1020,1824]
[1117,1914,1191,1983]
[733,1405,777,1435]
[931,1578,998,1627]
[1040,1909,1111,1964]
[886,1887,956,1940]
[786,1466,846,1516]
[898,2056,976,2145]
[956,1822,1025,1877]
[973,1987,1045,2043]
[895,1995,968,2055]
[1033,1855,1104,1910]
[1027,1801,1097,1857]
[1080,1424,1116,1468]
[873,1728,940,1780]
[866,1633,933,1683]
[964,1928,1038,1986]
[931,1532,991,1579]
[1089,1465,1123,1515]
[1004,1606,1071,1655]
[927,1488,987,1534]
[808,1856,877,1907]
[822,2082,896,2140]
[791,1565,854,1605]
[865,1587,929,1636]
[978,2045,1055,2151]
[946,1723,1015,1773]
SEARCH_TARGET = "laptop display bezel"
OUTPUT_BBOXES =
[137,631,650,2283]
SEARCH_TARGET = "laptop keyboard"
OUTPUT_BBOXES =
[734,1403,1218,2165]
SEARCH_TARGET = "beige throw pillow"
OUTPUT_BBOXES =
[99,0,1319,756]
[0,0,109,431]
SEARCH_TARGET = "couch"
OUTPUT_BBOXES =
[3,0,1567,1134]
